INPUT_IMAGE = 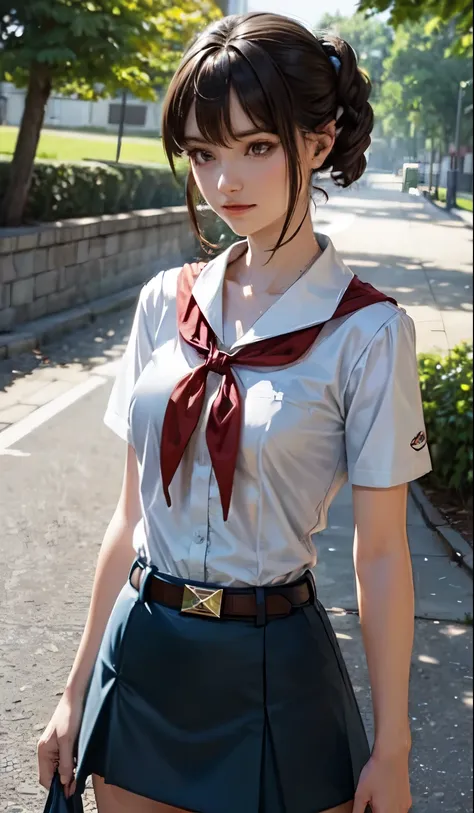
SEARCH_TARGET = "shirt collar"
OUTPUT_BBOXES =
[191,232,354,351]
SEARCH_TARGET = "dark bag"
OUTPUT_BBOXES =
[43,771,84,813]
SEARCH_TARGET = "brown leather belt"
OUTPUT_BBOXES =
[130,565,312,621]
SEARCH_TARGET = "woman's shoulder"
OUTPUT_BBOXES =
[140,256,211,313]
[140,264,182,305]
[321,299,417,387]
[330,299,415,351]
[133,265,184,340]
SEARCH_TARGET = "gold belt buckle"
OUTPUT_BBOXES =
[181,584,223,618]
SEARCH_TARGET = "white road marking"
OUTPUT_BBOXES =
[0,372,112,452]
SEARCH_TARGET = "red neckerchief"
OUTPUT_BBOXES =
[160,261,397,520]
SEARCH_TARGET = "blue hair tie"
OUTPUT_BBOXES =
[329,55,341,74]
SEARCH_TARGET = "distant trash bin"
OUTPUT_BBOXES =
[402,163,419,192]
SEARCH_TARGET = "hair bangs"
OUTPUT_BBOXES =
[161,35,304,256]
[165,45,283,163]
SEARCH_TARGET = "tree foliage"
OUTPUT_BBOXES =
[0,0,220,225]
[375,17,473,147]
[356,0,472,56]
[0,0,221,100]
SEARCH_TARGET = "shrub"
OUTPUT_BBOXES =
[418,342,473,497]
[0,159,240,255]
[0,159,188,223]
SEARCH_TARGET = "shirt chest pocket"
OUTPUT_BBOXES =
[243,380,285,427]
[241,379,320,453]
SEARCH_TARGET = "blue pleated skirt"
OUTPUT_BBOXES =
[75,559,371,813]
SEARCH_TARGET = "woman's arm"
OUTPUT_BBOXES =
[352,482,414,759]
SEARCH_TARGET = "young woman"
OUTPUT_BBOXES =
[37,12,432,813]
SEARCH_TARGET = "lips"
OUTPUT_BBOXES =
[222,204,256,212]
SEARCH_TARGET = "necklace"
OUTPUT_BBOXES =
[234,244,322,299]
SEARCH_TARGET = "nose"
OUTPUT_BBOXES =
[216,164,243,195]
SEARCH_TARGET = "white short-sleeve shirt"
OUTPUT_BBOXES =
[104,233,432,586]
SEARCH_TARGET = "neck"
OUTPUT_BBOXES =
[232,208,321,290]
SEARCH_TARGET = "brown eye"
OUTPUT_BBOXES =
[249,142,276,157]
[187,149,214,165]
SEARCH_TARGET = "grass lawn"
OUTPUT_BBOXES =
[0,125,170,165]
[436,186,473,213]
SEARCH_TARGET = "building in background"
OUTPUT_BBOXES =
[0,81,164,134]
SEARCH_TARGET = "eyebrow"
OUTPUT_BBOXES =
[182,128,273,145]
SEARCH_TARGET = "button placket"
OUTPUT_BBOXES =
[186,390,214,580]
[183,371,222,581]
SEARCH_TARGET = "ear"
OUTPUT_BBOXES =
[306,121,337,170]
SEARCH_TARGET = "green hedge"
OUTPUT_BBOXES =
[418,342,473,496]
[0,159,188,223]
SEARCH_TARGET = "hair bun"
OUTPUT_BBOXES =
[317,33,373,187]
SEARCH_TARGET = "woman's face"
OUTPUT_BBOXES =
[183,90,334,239]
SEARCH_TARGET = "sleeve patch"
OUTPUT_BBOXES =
[410,431,427,452]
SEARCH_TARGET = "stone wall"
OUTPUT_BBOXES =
[0,207,198,333]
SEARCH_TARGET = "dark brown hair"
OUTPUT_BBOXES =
[161,12,373,256]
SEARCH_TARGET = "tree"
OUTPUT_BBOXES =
[375,17,473,155]
[356,0,472,56]
[0,0,220,227]
[315,11,394,109]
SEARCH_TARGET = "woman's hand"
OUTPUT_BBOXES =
[37,688,84,799]
[353,747,412,813]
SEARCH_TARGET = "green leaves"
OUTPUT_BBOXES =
[317,8,472,146]
[356,0,472,56]
[418,342,473,496]
[0,157,189,221]
[37,47,78,64]
[373,15,472,143]
[0,0,222,97]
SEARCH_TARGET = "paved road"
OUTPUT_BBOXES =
[314,171,473,353]
[0,173,472,812]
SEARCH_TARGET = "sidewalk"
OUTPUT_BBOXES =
[319,172,473,355]
[317,483,472,623]
[423,194,473,229]
[454,206,474,227]
[315,484,473,812]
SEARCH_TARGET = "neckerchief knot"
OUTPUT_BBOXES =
[206,346,232,375]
